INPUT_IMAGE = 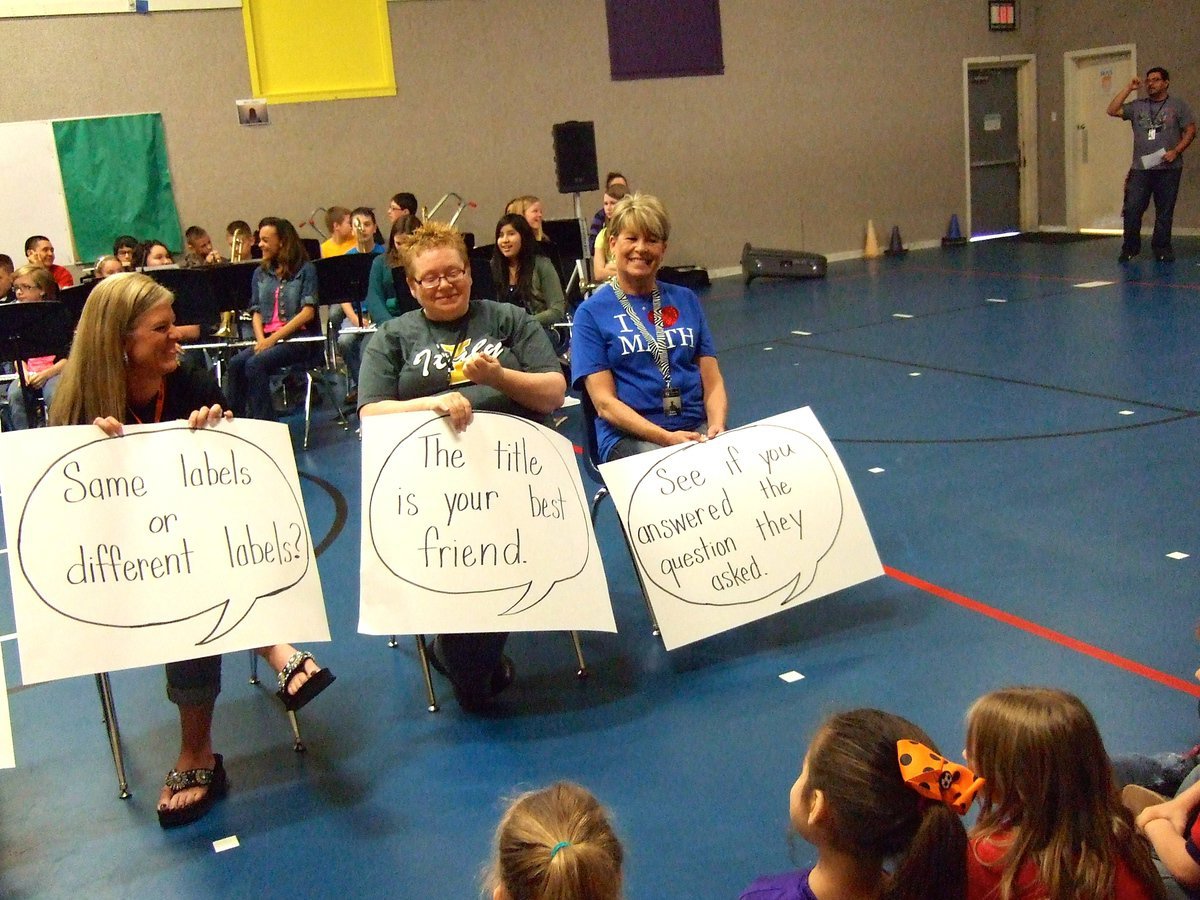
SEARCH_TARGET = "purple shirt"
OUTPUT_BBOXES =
[739,868,817,900]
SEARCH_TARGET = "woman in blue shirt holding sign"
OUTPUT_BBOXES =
[570,193,728,462]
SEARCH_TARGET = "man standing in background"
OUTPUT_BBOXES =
[1108,67,1196,263]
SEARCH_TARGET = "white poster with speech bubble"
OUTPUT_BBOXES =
[359,411,616,636]
[599,407,884,650]
[0,420,331,684]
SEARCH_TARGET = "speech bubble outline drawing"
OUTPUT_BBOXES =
[16,425,311,645]
[367,412,591,616]
[622,424,844,608]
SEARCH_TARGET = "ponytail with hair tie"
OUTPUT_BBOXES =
[897,739,984,815]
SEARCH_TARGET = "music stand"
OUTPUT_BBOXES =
[208,261,258,313]
[56,281,98,330]
[390,265,420,317]
[143,267,223,331]
[0,300,75,427]
[313,253,375,319]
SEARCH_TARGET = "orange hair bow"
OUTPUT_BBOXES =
[896,739,984,815]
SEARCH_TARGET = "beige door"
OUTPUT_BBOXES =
[1069,50,1134,229]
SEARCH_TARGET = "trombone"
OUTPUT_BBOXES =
[423,192,476,228]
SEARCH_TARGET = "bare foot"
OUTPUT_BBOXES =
[159,749,216,813]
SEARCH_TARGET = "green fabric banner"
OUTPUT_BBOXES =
[52,114,182,263]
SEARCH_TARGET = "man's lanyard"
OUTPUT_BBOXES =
[129,383,165,424]
[1149,98,1168,128]
[609,278,672,391]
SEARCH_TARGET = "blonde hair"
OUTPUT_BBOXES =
[504,195,545,241]
[13,263,56,298]
[489,782,623,900]
[92,255,124,278]
[965,687,1165,900]
[396,220,468,273]
[48,273,174,427]
[606,193,670,243]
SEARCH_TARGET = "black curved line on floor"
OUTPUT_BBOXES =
[298,471,348,558]
[832,412,1198,445]
[757,342,1200,416]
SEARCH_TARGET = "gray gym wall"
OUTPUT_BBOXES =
[2,0,1196,269]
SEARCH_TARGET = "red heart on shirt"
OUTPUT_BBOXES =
[648,306,680,328]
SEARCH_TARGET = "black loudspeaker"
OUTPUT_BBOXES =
[552,121,600,194]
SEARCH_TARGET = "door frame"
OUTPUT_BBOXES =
[1063,43,1136,231]
[961,55,1038,237]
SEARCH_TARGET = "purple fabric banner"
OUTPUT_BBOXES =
[606,0,724,81]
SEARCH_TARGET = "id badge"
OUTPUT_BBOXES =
[1148,128,1157,140]
[662,387,682,416]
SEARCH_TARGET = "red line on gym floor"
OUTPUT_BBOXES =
[886,565,1200,697]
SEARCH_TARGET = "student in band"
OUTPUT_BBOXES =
[589,171,629,242]
[336,207,386,403]
[134,240,175,269]
[491,213,565,334]
[320,206,356,257]
[226,220,259,260]
[49,272,334,829]
[0,254,14,302]
[113,235,139,270]
[571,193,727,461]
[225,217,322,421]
[591,183,628,282]
[25,235,74,288]
[181,226,225,267]
[6,264,64,429]
[387,192,419,224]
[91,255,126,280]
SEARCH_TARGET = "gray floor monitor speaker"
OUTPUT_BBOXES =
[740,243,827,284]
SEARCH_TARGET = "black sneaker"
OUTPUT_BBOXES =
[1155,249,1175,262]
[1118,250,1139,262]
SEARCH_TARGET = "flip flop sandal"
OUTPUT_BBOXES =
[157,753,228,829]
[276,651,336,712]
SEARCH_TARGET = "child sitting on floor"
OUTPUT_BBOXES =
[488,781,623,900]
[965,686,1166,900]
[740,708,975,900]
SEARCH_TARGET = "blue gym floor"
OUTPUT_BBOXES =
[1,235,1197,899]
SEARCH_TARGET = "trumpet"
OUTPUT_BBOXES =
[352,216,373,252]
[215,229,251,338]
[230,229,249,262]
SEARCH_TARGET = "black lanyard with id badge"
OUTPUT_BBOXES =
[610,278,682,416]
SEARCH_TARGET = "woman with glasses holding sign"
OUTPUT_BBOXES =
[50,273,334,828]
[570,193,728,462]
[358,221,566,711]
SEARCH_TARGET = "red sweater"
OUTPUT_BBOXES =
[967,833,1157,900]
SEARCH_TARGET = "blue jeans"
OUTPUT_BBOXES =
[1122,167,1184,254]
[225,339,322,421]
[6,372,59,430]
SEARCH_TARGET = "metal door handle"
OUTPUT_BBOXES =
[1078,123,1089,163]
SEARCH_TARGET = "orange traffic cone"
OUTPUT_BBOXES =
[885,225,908,255]
[864,220,882,258]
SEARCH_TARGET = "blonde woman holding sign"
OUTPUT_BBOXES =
[50,272,335,828]
[571,193,728,462]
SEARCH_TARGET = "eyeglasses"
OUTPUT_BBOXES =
[14,283,41,294]
[415,268,467,289]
